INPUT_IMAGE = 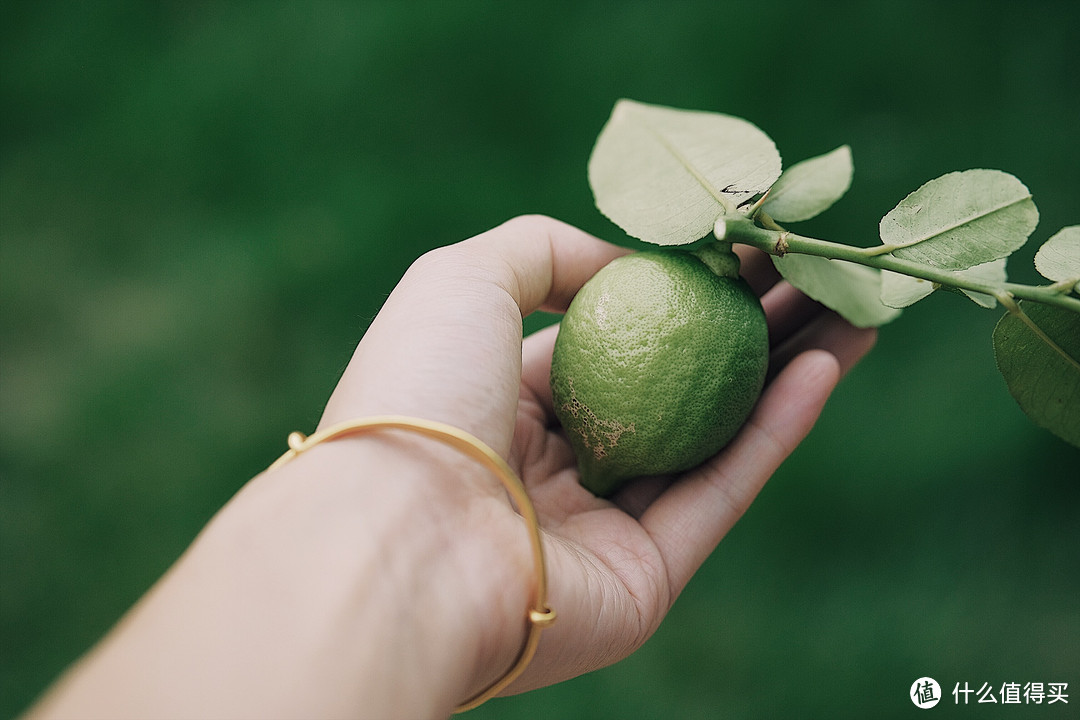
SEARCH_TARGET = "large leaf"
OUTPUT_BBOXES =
[589,99,782,246]
[1034,225,1080,290]
[878,169,1038,271]
[993,301,1080,448]
[761,145,852,223]
[772,253,901,328]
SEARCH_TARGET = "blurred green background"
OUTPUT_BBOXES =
[2,1,1077,717]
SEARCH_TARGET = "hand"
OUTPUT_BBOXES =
[26,216,875,720]
[321,216,876,693]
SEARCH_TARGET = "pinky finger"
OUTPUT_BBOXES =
[639,349,842,598]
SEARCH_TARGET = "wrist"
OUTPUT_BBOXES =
[249,430,535,716]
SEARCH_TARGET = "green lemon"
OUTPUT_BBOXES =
[550,245,768,496]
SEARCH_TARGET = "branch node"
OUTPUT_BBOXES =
[775,231,791,257]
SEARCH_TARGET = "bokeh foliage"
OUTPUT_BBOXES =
[2,2,1077,717]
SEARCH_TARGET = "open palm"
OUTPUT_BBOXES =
[320,215,876,697]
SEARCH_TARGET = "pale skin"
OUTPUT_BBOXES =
[25,215,877,720]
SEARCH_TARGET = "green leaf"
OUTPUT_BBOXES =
[878,169,1039,270]
[761,145,852,223]
[880,270,934,309]
[772,253,902,328]
[957,258,1008,308]
[589,99,782,246]
[993,301,1080,448]
[1034,225,1080,290]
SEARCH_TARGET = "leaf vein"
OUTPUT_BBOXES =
[892,193,1032,251]
[639,121,731,211]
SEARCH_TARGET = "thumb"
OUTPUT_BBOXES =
[319,216,627,456]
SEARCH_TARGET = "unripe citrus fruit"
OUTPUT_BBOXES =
[550,245,768,496]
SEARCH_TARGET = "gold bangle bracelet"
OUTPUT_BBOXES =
[267,415,556,713]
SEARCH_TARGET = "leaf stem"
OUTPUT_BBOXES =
[857,243,901,257]
[723,219,1080,314]
[1049,276,1080,294]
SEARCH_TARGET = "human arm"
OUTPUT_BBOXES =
[25,215,876,719]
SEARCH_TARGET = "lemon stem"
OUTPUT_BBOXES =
[692,242,741,279]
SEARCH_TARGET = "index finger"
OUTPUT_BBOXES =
[457,214,631,315]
